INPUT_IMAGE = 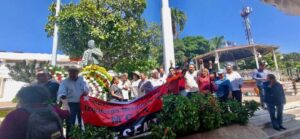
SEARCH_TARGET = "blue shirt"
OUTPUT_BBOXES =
[215,79,232,98]
[252,69,268,87]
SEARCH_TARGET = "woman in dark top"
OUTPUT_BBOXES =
[109,77,124,102]
[0,86,65,139]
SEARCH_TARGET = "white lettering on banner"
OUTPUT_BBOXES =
[143,121,149,131]
[134,125,142,135]
[118,118,158,138]
[123,129,132,137]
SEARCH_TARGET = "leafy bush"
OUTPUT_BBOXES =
[194,94,223,131]
[157,95,200,136]
[244,100,260,117]
[70,125,114,139]
[69,94,259,139]
[144,125,176,139]
[150,93,260,138]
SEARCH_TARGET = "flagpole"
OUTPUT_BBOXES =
[51,0,61,66]
[161,0,175,73]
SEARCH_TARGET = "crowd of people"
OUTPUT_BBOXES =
[109,64,244,103]
[0,61,287,139]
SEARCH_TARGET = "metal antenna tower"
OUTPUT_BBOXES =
[241,6,254,45]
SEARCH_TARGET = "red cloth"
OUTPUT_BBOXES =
[53,105,70,119]
[166,74,185,94]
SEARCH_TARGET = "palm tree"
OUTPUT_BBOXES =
[171,8,187,39]
[209,36,224,51]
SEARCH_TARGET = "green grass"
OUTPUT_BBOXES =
[0,110,12,118]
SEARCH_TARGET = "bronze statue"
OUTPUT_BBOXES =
[82,40,103,67]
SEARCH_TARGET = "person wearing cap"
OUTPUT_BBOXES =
[225,65,243,103]
[57,66,89,138]
[32,68,60,103]
[252,62,269,109]
[31,68,70,120]
[131,71,141,99]
[184,64,199,95]
[215,69,232,101]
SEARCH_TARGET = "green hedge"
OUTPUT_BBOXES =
[70,93,259,139]
[147,93,259,139]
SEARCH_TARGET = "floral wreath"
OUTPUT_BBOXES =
[80,65,112,100]
[47,66,68,83]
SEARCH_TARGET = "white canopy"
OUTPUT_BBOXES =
[263,0,300,15]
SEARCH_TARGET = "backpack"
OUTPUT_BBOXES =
[24,106,64,139]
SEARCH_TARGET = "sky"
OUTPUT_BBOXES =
[0,0,299,54]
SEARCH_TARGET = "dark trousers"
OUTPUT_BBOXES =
[258,86,265,108]
[232,90,242,103]
[66,102,82,139]
[267,103,284,128]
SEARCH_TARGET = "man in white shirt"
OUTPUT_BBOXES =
[185,64,199,93]
[131,71,141,99]
[225,65,243,102]
[150,69,165,89]
[119,73,131,101]
[57,66,89,138]
[158,67,167,82]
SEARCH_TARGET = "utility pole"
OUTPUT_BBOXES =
[161,0,176,72]
[51,0,61,66]
[241,6,254,45]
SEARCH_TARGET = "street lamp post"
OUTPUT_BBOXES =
[51,0,61,66]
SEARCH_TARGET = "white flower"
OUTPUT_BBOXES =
[93,90,98,94]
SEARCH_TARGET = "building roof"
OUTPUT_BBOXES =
[193,44,279,62]
[0,52,70,62]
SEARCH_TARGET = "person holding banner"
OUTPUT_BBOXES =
[57,66,89,139]
[119,73,131,101]
[131,71,141,99]
[109,77,124,102]
[138,72,153,96]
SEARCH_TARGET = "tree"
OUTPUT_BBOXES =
[209,36,224,51]
[282,52,300,69]
[174,36,211,66]
[6,60,48,83]
[45,0,161,72]
[171,8,187,39]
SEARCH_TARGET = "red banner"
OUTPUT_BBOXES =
[80,84,168,127]
[80,75,185,127]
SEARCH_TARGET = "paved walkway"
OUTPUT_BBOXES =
[243,95,300,103]
[0,102,16,110]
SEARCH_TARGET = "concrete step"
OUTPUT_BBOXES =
[263,118,300,139]
[250,106,300,128]
[252,101,300,118]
